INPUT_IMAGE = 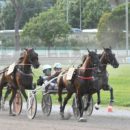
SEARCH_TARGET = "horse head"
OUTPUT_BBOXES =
[24,48,40,68]
[80,49,100,74]
[88,50,100,68]
[101,47,119,68]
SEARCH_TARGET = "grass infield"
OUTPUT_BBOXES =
[32,64,130,107]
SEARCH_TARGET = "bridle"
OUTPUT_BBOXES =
[77,54,99,80]
[101,51,115,66]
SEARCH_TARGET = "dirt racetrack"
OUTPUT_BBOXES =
[0,106,130,130]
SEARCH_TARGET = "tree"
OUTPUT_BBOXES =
[97,3,130,48]
[22,7,71,49]
[83,0,111,28]
[10,0,23,51]
[97,12,112,47]
[0,0,55,50]
[55,0,84,28]
[1,0,55,29]
[55,0,111,28]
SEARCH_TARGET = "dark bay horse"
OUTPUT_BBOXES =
[96,47,119,107]
[57,50,100,121]
[0,48,40,115]
[84,47,119,111]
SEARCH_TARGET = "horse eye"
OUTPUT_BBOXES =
[113,53,115,56]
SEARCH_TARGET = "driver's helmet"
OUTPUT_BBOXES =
[42,64,52,76]
[53,63,62,72]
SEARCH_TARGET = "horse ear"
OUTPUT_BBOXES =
[109,46,112,49]
[103,47,105,50]
[24,48,28,51]
[87,48,90,53]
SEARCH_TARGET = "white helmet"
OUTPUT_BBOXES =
[42,64,51,71]
[53,63,62,69]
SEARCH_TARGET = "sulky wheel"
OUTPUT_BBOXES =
[41,93,52,116]
[72,94,84,119]
[83,94,93,116]
[26,92,37,119]
[12,91,23,115]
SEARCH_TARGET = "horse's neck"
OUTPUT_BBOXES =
[100,54,107,72]
[79,57,92,76]
[19,56,31,74]
[81,57,90,69]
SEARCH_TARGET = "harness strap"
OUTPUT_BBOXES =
[78,76,94,80]
[17,63,31,66]
[17,68,33,76]
[77,67,97,70]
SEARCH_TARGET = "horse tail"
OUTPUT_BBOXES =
[0,70,8,88]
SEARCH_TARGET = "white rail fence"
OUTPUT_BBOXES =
[0,50,130,67]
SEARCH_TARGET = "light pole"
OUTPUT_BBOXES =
[79,0,82,30]
[66,0,69,23]
[125,0,129,56]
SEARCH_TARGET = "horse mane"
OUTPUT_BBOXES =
[98,54,102,59]
[82,55,87,64]
[17,51,26,64]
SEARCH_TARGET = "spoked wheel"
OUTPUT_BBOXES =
[72,95,84,119]
[12,91,23,115]
[27,92,37,119]
[41,93,52,116]
[83,95,93,116]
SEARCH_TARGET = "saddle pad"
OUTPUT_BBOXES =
[7,62,16,75]
[66,67,75,80]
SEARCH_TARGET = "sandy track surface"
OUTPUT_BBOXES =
[0,105,130,130]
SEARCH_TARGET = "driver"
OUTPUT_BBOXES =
[37,64,52,86]
[37,63,62,91]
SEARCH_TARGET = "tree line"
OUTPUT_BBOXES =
[0,0,129,50]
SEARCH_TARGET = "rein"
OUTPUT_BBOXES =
[78,76,94,80]
[76,66,97,80]
[77,67,97,70]
[16,63,33,76]
[17,68,33,76]
[17,63,32,66]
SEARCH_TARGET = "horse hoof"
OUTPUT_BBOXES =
[95,103,100,110]
[9,113,16,116]
[78,117,87,122]
[60,112,64,119]
[63,112,72,120]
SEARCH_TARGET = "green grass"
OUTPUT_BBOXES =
[31,64,130,107]
[101,64,130,106]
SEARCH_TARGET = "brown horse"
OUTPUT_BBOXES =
[84,47,119,111]
[57,50,100,121]
[0,48,40,115]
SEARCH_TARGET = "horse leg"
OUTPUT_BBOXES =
[58,86,63,114]
[20,87,28,102]
[77,94,85,121]
[95,90,101,110]
[60,92,72,119]
[0,85,4,109]
[9,88,17,116]
[103,84,114,105]
[84,94,92,111]
[108,85,114,105]
[3,87,12,103]
[1,87,12,110]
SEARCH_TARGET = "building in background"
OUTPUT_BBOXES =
[109,0,130,9]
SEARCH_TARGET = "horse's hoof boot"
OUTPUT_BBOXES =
[78,117,87,122]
